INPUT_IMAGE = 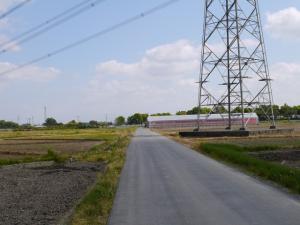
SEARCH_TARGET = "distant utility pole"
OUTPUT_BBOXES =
[44,106,47,122]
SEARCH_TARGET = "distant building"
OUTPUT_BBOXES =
[147,113,259,129]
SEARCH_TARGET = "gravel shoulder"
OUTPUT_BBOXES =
[0,161,105,225]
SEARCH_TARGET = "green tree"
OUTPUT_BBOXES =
[44,118,58,127]
[280,104,295,119]
[0,120,19,129]
[150,113,171,116]
[115,116,125,126]
[65,120,78,128]
[187,107,211,115]
[293,105,300,115]
[176,111,187,115]
[127,113,148,125]
[89,120,99,128]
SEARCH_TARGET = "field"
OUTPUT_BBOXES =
[158,121,300,194]
[0,128,135,225]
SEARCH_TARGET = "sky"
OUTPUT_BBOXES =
[0,0,299,124]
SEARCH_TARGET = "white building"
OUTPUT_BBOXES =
[147,113,259,129]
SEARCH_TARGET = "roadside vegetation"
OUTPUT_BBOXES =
[69,133,131,225]
[0,149,66,166]
[199,143,300,194]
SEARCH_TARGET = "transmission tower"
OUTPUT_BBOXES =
[198,0,276,131]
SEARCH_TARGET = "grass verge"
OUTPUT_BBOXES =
[68,131,132,225]
[0,149,67,167]
[199,143,300,194]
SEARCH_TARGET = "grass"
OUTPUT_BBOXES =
[0,128,118,141]
[69,130,133,225]
[199,143,300,194]
[0,149,67,166]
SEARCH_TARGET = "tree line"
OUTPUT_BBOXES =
[0,104,299,129]
[116,104,300,125]
[0,118,113,130]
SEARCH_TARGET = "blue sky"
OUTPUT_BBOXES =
[0,0,299,124]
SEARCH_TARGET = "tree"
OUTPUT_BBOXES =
[293,105,300,115]
[127,113,148,125]
[65,120,78,128]
[115,116,125,126]
[89,120,99,128]
[0,120,19,129]
[186,107,211,115]
[150,113,171,116]
[280,104,295,119]
[44,118,58,127]
[176,111,187,115]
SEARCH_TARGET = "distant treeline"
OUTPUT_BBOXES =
[121,104,300,125]
[0,120,19,129]
[0,118,113,130]
[1,104,299,129]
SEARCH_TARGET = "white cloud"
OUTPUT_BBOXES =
[86,40,300,116]
[0,62,60,84]
[270,62,300,105]
[86,40,201,114]
[266,7,300,40]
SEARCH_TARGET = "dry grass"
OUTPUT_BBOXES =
[0,128,119,164]
[0,140,103,159]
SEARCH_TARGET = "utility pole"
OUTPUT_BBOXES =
[44,106,47,122]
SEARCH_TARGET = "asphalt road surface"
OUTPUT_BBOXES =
[108,128,300,225]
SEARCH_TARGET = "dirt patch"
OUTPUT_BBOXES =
[0,140,102,158]
[0,161,105,225]
[249,150,300,169]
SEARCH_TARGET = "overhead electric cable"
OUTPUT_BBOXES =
[0,0,180,78]
[0,0,107,55]
[0,0,31,20]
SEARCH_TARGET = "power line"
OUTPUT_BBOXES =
[0,0,31,20]
[0,0,180,77]
[0,0,108,55]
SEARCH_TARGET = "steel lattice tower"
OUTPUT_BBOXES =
[198,0,276,130]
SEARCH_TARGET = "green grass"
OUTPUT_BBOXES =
[200,143,300,194]
[69,131,133,225]
[0,149,67,167]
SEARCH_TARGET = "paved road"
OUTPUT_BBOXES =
[108,128,300,225]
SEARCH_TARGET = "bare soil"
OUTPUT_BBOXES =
[0,161,105,225]
[0,140,102,158]
[249,150,300,169]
